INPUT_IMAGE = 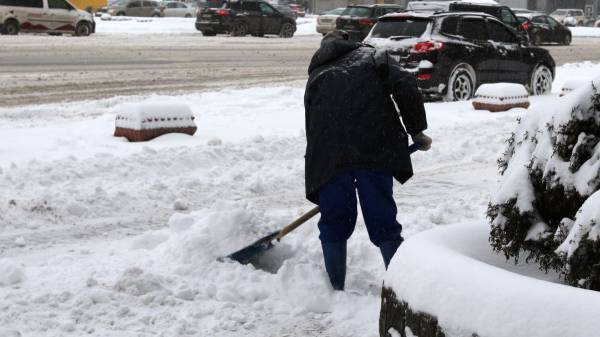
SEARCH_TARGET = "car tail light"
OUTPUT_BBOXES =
[359,18,375,25]
[410,41,444,54]
[522,21,531,31]
[336,16,341,26]
[217,9,230,16]
[417,73,432,80]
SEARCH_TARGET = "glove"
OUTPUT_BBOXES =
[411,132,432,151]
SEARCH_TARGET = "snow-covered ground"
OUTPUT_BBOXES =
[1,62,600,336]
[95,16,319,36]
[570,26,600,37]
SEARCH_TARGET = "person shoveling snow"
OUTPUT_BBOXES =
[303,31,431,290]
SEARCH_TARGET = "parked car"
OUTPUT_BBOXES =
[195,0,296,37]
[287,3,304,17]
[517,13,571,45]
[106,0,165,16]
[0,0,95,36]
[365,12,556,101]
[550,8,585,26]
[316,7,344,35]
[335,4,403,41]
[163,1,194,17]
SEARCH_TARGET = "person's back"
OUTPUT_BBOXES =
[304,32,431,291]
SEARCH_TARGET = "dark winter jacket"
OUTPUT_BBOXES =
[304,40,428,203]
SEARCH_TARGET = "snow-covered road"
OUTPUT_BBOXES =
[1,62,600,336]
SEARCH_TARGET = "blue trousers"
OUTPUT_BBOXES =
[317,170,403,246]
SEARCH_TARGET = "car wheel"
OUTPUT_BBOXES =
[529,64,553,96]
[3,19,19,35]
[279,22,295,38]
[116,11,126,16]
[446,63,476,101]
[202,30,216,36]
[74,22,91,36]
[152,13,160,17]
[532,34,542,46]
[562,34,572,46]
[231,21,248,37]
[185,14,192,18]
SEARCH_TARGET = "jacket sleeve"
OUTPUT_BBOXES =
[376,51,428,136]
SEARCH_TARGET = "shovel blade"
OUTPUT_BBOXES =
[220,230,281,264]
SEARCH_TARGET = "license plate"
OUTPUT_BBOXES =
[343,25,355,29]
[202,14,212,18]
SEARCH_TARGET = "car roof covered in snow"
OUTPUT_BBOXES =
[380,10,495,20]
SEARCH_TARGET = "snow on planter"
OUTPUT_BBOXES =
[489,76,600,290]
[114,103,197,142]
[472,83,529,112]
[380,223,600,337]
[560,79,588,96]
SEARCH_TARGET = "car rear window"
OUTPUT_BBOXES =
[341,7,371,17]
[552,10,567,15]
[370,18,429,38]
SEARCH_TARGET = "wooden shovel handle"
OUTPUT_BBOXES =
[275,206,320,241]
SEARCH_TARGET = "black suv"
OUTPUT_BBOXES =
[335,4,403,41]
[365,12,556,101]
[196,0,296,37]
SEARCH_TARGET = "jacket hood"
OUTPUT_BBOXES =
[308,39,363,74]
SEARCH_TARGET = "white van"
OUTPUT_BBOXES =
[0,0,95,36]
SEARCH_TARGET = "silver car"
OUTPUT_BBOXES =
[107,0,165,17]
[316,7,344,35]
[163,1,195,17]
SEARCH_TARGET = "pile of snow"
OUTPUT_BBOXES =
[560,79,588,96]
[0,259,25,286]
[94,15,318,36]
[489,75,600,290]
[570,27,600,37]
[473,83,529,112]
[384,223,600,337]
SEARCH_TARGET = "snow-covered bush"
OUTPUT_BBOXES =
[489,79,600,290]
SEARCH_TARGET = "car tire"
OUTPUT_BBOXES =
[529,64,553,96]
[116,11,126,16]
[532,34,542,46]
[231,21,248,37]
[562,34,571,46]
[152,13,160,17]
[279,22,295,38]
[202,30,216,36]
[185,14,192,18]
[3,19,19,35]
[74,22,91,37]
[446,63,476,101]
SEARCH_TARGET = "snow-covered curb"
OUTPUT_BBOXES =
[383,223,600,337]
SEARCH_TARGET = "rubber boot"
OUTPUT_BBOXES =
[321,241,347,291]
[379,240,402,269]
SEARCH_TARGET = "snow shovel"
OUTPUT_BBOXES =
[221,142,422,265]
